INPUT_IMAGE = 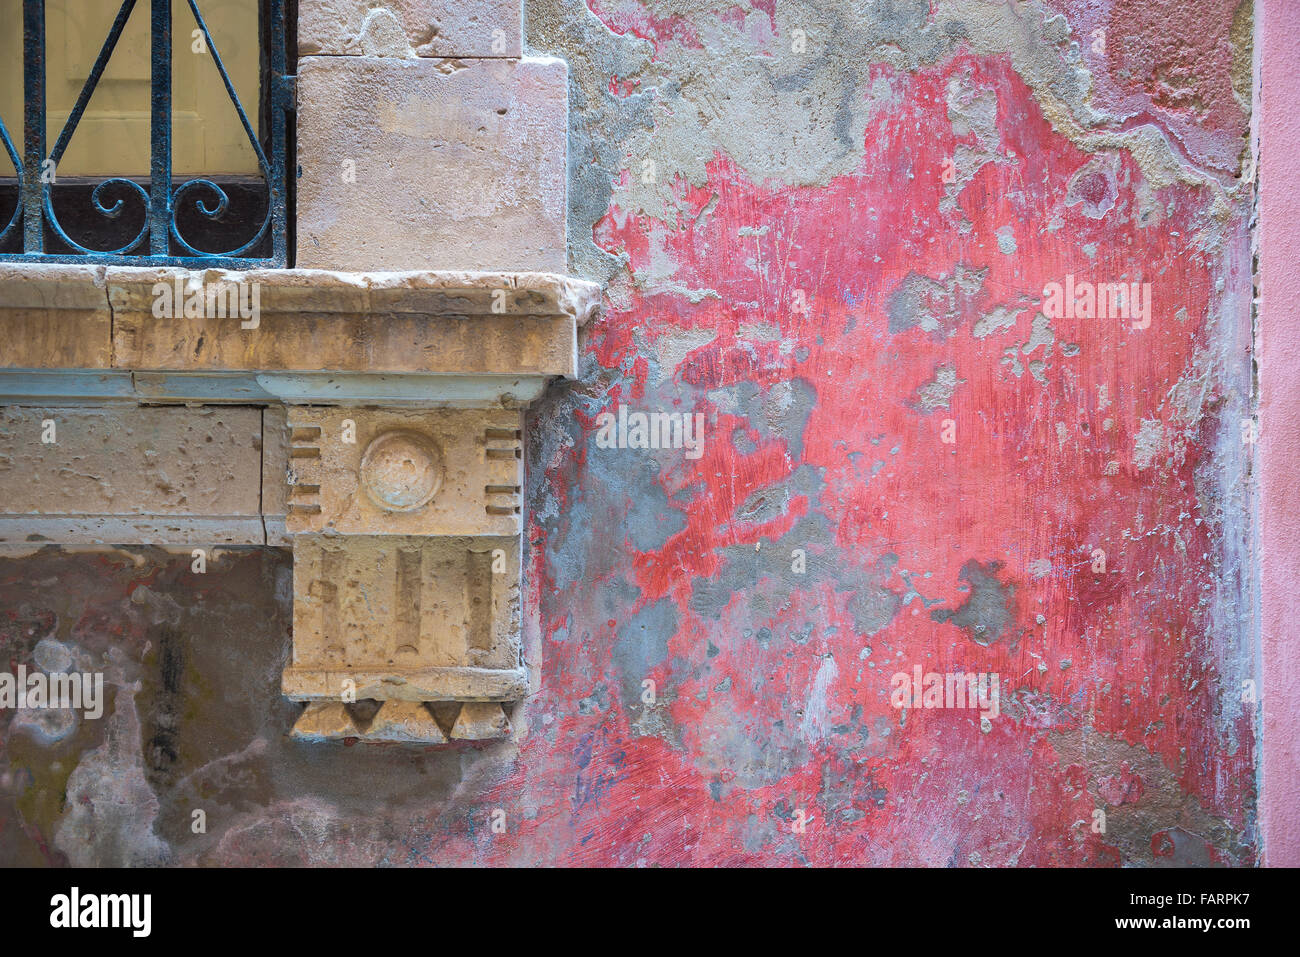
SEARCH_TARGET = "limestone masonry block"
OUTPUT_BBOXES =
[0,406,262,534]
[295,55,568,272]
[0,266,598,386]
[114,302,577,377]
[280,406,526,742]
[262,406,291,545]
[364,700,450,743]
[0,260,592,742]
[299,0,523,59]
[292,701,362,738]
[451,701,512,739]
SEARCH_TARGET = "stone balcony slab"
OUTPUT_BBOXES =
[0,263,598,405]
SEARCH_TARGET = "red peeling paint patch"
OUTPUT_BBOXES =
[1048,0,1250,176]
[607,76,642,97]
[479,46,1255,866]
[1152,829,1176,857]
[586,0,707,55]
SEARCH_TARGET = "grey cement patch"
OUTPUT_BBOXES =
[930,559,1017,647]
[529,380,691,590]
[912,364,966,413]
[973,304,1022,339]
[691,506,901,637]
[736,465,824,524]
[613,597,679,711]
[888,266,987,337]
[708,377,818,461]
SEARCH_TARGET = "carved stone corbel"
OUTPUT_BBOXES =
[279,406,528,741]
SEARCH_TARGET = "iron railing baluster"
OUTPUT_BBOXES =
[149,0,171,257]
[22,0,44,253]
[269,0,286,265]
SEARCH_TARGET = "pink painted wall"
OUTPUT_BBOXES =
[1258,0,1300,868]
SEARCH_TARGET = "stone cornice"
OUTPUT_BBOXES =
[0,264,599,404]
[0,263,600,322]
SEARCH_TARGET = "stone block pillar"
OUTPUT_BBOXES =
[0,0,594,746]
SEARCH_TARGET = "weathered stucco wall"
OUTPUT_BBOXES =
[0,0,1259,865]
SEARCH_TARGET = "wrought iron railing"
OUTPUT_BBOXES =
[0,0,291,267]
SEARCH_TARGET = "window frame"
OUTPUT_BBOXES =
[0,0,293,268]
